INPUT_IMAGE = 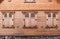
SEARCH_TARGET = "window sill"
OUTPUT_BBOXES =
[24,2,36,3]
[45,25,58,29]
[23,25,37,29]
[2,26,15,29]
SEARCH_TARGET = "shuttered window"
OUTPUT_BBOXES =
[31,13,35,17]
[48,13,51,17]
[25,13,29,17]
[2,12,15,28]
[23,11,37,29]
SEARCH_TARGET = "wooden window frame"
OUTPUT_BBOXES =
[2,11,15,29]
[53,13,56,17]
[22,11,38,29]
[48,13,51,17]
[25,13,29,18]
[2,25,15,28]
[9,13,12,17]
[31,13,35,18]
[23,25,37,29]
[45,25,58,29]
[4,13,7,17]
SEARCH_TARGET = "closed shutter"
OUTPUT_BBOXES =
[25,18,30,27]
[31,18,36,27]
[2,12,14,28]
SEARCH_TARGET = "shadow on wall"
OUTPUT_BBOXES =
[0,0,4,3]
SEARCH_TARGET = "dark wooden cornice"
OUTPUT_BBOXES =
[56,0,60,3]
[0,0,4,4]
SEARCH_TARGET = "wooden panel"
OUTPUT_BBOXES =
[14,11,24,28]
[0,12,2,28]
[37,11,46,28]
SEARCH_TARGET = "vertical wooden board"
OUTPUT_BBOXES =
[14,11,24,28]
[30,18,36,27]
[57,12,60,29]
[37,11,46,28]
[25,18,30,27]
[0,12,3,28]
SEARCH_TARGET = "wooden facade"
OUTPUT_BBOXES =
[0,0,60,39]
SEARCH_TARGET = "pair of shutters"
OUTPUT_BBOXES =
[46,13,57,26]
[24,13,37,27]
[3,13,14,27]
